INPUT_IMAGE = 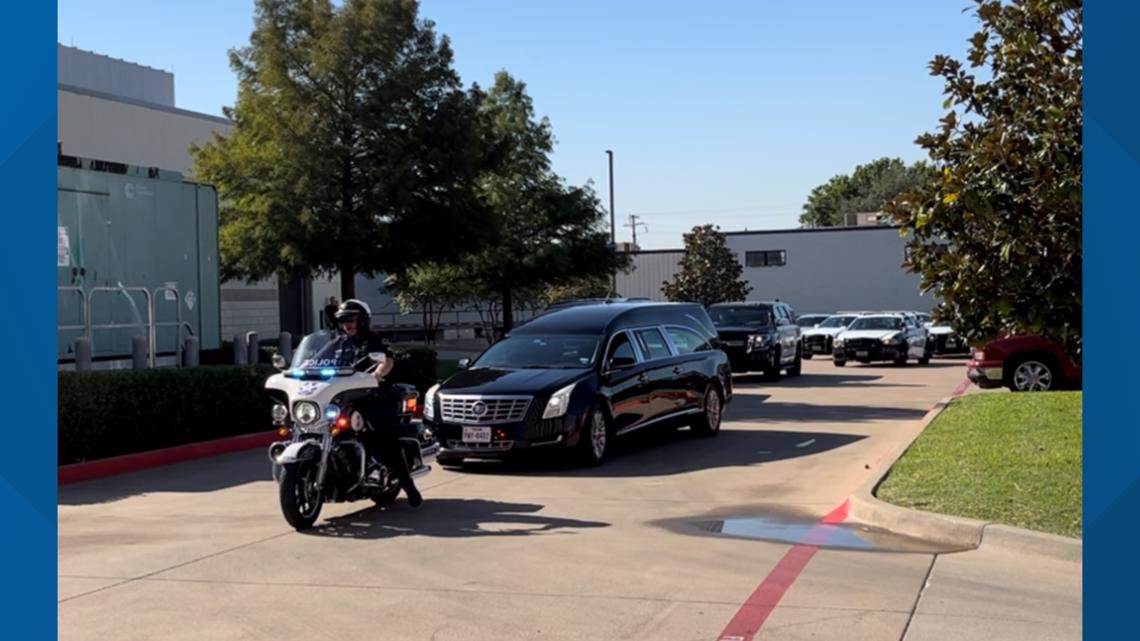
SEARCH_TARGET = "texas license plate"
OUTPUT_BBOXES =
[856,350,869,357]
[462,426,492,443]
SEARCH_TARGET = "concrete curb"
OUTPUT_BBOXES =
[845,393,1083,561]
[59,430,279,485]
[981,524,1082,563]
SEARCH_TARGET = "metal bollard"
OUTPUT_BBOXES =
[246,331,259,365]
[182,336,200,368]
[131,335,148,369]
[278,332,292,363]
[233,334,248,365]
[74,337,92,372]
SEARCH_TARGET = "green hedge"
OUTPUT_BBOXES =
[389,345,439,394]
[59,346,441,464]
[59,366,276,465]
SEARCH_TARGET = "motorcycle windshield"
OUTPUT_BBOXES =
[288,332,360,377]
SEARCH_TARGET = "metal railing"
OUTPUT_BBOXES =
[87,286,155,367]
[59,285,200,368]
[152,285,187,367]
[57,286,90,338]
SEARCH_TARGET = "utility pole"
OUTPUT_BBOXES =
[624,213,648,248]
[606,150,616,296]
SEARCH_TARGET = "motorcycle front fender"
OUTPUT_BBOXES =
[276,440,322,465]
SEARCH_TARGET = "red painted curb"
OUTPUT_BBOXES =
[951,377,971,397]
[59,431,279,486]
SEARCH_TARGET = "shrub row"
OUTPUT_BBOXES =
[59,346,440,464]
[59,365,276,465]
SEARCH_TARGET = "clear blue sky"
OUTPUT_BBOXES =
[59,0,979,249]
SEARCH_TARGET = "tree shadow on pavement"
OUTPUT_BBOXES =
[450,427,867,479]
[726,395,930,424]
[844,361,964,370]
[59,450,272,506]
[304,499,610,540]
[733,371,925,389]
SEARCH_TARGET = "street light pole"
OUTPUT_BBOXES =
[606,150,616,296]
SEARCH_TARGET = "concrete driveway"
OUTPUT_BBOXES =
[58,358,1080,640]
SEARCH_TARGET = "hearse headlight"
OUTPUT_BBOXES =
[542,382,577,419]
[423,384,440,421]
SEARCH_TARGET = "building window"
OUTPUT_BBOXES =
[745,250,786,268]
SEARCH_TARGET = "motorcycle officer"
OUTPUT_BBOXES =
[333,299,423,507]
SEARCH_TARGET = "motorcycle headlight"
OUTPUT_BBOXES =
[542,382,577,419]
[324,404,341,421]
[271,403,288,424]
[423,383,440,421]
[294,401,319,425]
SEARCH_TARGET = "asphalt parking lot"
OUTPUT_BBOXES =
[58,357,1080,641]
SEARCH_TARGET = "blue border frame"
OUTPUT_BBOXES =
[0,1,1119,636]
[0,2,56,636]
[1085,1,1136,638]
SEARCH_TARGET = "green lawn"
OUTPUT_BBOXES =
[877,392,1082,538]
[436,358,461,382]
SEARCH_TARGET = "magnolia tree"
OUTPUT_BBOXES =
[663,225,752,307]
[884,0,1082,359]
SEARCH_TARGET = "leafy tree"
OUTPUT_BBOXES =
[884,0,1082,357]
[387,262,467,342]
[800,158,930,227]
[663,225,752,306]
[192,0,491,299]
[463,72,629,331]
[800,174,854,228]
[544,277,612,305]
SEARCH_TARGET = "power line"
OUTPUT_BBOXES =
[624,214,648,246]
[636,211,801,219]
[631,206,801,217]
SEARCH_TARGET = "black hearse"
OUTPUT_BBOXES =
[422,302,733,466]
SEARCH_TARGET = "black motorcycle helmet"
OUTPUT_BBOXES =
[334,299,372,330]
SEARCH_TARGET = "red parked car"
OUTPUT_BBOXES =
[967,335,1081,392]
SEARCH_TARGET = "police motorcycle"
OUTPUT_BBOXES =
[265,332,438,530]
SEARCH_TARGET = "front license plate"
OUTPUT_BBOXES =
[462,426,492,443]
[856,350,869,357]
[811,344,824,352]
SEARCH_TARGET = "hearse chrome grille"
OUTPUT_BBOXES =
[439,395,532,424]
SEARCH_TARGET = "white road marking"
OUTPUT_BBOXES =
[795,438,816,448]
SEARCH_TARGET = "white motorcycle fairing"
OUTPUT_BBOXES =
[265,370,379,425]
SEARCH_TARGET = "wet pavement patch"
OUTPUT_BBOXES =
[657,508,970,554]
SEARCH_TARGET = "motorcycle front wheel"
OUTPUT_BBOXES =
[279,460,323,531]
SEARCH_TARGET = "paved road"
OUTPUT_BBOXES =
[58,358,1080,640]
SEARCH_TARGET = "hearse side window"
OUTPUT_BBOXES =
[635,328,673,360]
[606,332,637,364]
[745,250,786,267]
[665,326,710,354]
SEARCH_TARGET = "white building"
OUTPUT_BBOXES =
[616,225,935,314]
[57,44,281,341]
